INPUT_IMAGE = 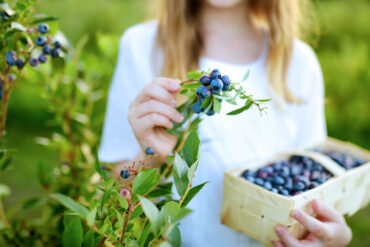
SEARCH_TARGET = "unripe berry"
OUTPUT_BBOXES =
[119,188,131,198]
[210,78,223,94]
[221,75,231,91]
[35,36,47,46]
[38,23,49,34]
[120,170,130,179]
[200,75,211,86]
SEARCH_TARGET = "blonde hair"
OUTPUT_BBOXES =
[155,0,315,104]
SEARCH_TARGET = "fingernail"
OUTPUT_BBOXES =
[171,82,180,91]
[275,226,283,236]
[292,210,300,220]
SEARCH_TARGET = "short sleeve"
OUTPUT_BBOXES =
[292,41,327,148]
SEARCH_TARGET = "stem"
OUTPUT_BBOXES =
[0,200,10,227]
[119,204,132,242]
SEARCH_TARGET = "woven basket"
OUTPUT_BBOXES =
[221,138,370,246]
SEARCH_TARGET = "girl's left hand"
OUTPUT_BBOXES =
[272,199,352,247]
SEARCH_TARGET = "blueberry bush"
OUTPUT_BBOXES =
[0,1,270,246]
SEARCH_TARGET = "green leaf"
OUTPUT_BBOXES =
[132,168,160,195]
[166,224,181,247]
[201,96,212,108]
[86,207,97,227]
[112,191,128,209]
[22,197,46,210]
[240,69,250,82]
[0,184,10,199]
[83,229,94,247]
[173,154,189,197]
[163,202,192,222]
[94,150,108,180]
[181,82,202,89]
[182,130,200,167]
[138,222,151,246]
[100,189,112,212]
[50,193,89,219]
[62,215,83,247]
[187,161,198,183]
[127,240,140,247]
[181,182,207,207]
[113,208,123,229]
[186,70,204,80]
[138,196,160,236]
[213,97,222,113]
[158,241,172,247]
[147,182,173,198]
[256,99,271,102]
[226,100,252,115]
[0,157,12,172]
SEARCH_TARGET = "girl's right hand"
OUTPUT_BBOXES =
[128,77,184,162]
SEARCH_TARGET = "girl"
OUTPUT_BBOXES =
[99,0,352,246]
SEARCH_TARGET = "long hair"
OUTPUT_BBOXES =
[155,0,316,104]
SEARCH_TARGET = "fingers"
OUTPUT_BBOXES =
[152,77,181,93]
[275,225,302,247]
[139,113,174,130]
[311,199,343,223]
[291,209,333,241]
[271,241,285,247]
[133,100,183,123]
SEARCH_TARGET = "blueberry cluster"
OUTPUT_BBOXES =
[319,150,366,170]
[192,69,231,116]
[241,155,333,197]
[5,23,62,69]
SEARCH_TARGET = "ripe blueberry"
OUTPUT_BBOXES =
[263,181,272,190]
[16,58,25,69]
[210,69,221,79]
[254,178,264,186]
[35,36,47,46]
[39,54,47,63]
[145,147,155,155]
[280,189,289,196]
[192,102,204,113]
[210,78,223,94]
[51,48,59,58]
[206,108,215,116]
[43,46,52,55]
[38,23,49,34]
[273,176,285,186]
[29,57,39,67]
[200,75,211,86]
[271,188,279,194]
[6,51,16,66]
[196,85,211,98]
[54,41,62,49]
[221,75,231,91]
[120,170,130,179]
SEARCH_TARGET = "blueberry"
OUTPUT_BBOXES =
[6,51,16,66]
[38,23,49,34]
[278,166,290,177]
[271,188,279,194]
[200,75,211,86]
[246,176,255,183]
[280,189,289,196]
[35,36,47,46]
[254,178,264,186]
[43,46,52,55]
[263,166,274,175]
[16,58,25,69]
[220,75,231,91]
[210,69,221,79]
[293,182,305,192]
[192,102,204,113]
[241,169,253,178]
[196,85,211,98]
[145,147,155,155]
[315,178,325,184]
[206,108,215,116]
[54,41,62,49]
[39,54,47,63]
[273,176,285,185]
[29,57,39,67]
[257,170,268,179]
[307,182,319,189]
[263,181,272,190]
[210,78,223,94]
[51,48,59,58]
[289,155,303,164]
[120,170,130,179]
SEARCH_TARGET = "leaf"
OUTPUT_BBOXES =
[138,222,151,246]
[166,224,181,247]
[181,82,202,89]
[113,208,123,229]
[86,207,97,227]
[94,150,108,180]
[256,99,271,102]
[201,96,212,108]
[240,69,250,82]
[22,197,46,210]
[187,161,198,183]
[147,183,173,198]
[186,70,204,80]
[50,193,89,219]
[100,189,112,212]
[181,182,207,207]
[10,22,27,32]
[158,241,172,247]
[138,196,160,236]
[132,168,160,195]
[226,100,252,115]
[182,130,200,167]
[163,202,192,223]
[173,154,189,197]
[127,240,140,247]
[62,215,83,247]
[213,97,222,113]
[0,157,12,172]
[0,184,10,199]
[83,229,94,247]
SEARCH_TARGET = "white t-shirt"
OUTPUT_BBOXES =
[99,21,326,247]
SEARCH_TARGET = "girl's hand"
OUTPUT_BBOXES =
[273,199,352,247]
[128,77,184,162]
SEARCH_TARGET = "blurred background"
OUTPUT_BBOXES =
[1,0,369,246]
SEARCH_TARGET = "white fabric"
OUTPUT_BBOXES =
[99,21,326,247]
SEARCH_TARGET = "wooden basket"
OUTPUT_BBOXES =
[221,138,370,246]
